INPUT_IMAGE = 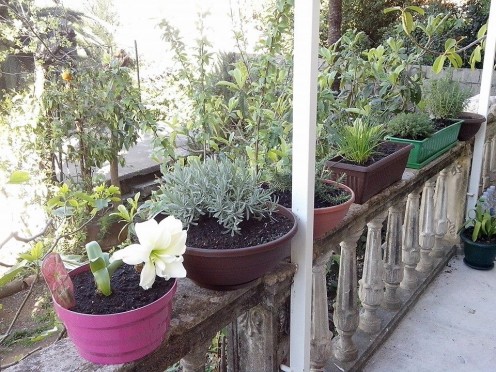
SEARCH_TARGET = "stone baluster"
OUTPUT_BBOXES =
[383,204,404,310]
[400,190,421,291]
[358,213,387,334]
[180,342,210,372]
[432,169,448,258]
[227,284,291,372]
[446,153,472,246]
[333,226,364,362]
[417,179,436,273]
[310,254,333,370]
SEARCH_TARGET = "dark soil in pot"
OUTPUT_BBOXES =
[334,141,405,167]
[185,213,294,249]
[71,264,174,315]
[272,185,350,209]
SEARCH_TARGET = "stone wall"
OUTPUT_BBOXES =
[418,65,496,96]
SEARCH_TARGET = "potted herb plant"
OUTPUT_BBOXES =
[460,196,496,270]
[269,161,355,239]
[326,117,413,204]
[41,216,186,364]
[47,183,127,253]
[423,73,484,141]
[385,107,462,169]
[141,156,298,290]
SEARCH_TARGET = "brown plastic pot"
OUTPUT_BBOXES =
[326,142,413,204]
[457,112,486,141]
[183,205,297,290]
[313,181,355,240]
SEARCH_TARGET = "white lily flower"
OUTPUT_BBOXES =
[111,216,187,290]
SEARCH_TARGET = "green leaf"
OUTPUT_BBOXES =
[447,53,463,68]
[470,46,482,69]
[216,81,238,91]
[8,171,30,184]
[402,12,414,35]
[383,6,401,14]
[477,24,487,40]
[444,38,456,51]
[432,55,446,74]
[31,242,43,260]
[0,263,26,286]
[406,5,425,15]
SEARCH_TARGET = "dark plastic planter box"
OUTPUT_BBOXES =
[385,119,462,169]
[326,142,413,204]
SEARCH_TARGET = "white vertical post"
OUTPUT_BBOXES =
[466,0,496,215]
[290,0,320,370]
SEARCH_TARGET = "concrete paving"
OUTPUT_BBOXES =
[363,254,496,372]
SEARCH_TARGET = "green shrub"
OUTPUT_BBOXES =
[424,74,472,119]
[141,157,277,236]
[269,159,351,207]
[386,112,434,140]
[335,118,385,165]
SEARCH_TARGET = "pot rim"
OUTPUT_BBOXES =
[53,264,177,317]
[186,204,297,256]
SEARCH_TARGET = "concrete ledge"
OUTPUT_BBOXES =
[6,263,296,371]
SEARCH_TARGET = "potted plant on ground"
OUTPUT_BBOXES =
[140,156,298,290]
[423,73,483,141]
[269,160,354,239]
[326,117,413,204]
[384,111,461,169]
[42,216,187,364]
[460,197,496,270]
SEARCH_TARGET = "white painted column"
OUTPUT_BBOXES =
[289,0,320,370]
[467,0,496,214]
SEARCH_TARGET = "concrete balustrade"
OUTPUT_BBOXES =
[8,115,496,372]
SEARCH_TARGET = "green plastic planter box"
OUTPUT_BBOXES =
[385,119,462,169]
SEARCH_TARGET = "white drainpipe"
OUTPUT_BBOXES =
[466,0,496,216]
[287,0,320,370]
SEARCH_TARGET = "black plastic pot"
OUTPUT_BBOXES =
[460,228,496,270]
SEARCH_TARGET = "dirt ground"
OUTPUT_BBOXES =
[0,279,60,368]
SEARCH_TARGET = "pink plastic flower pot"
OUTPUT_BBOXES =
[53,264,177,365]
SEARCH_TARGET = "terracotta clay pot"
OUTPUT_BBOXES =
[183,205,297,290]
[313,181,354,240]
[53,264,176,364]
[85,219,128,251]
[457,112,486,141]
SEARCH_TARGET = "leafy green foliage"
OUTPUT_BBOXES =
[39,58,155,191]
[155,0,294,177]
[424,74,472,119]
[319,0,409,47]
[334,118,385,165]
[383,4,487,72]
[47,183,121,218]
[86,241,122,296]
[317,29,423,131]
[464,204,496,242]
[141,157,277,236]
[386,112,434,140]
[268,159,351,207]
[111,192,141,239]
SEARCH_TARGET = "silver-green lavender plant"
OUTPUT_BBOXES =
[141,156,277,236]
